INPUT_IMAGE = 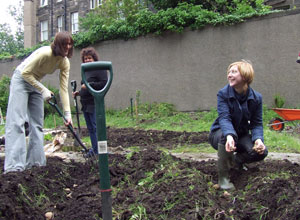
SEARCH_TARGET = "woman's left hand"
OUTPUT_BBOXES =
[64,111,72,126]
[64,118,72,126]
[253,139,266,154]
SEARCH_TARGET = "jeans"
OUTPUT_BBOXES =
[83,110,98,154]
[209,129,268,164]
[5,70,46,172]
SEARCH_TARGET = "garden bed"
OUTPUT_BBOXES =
[0,127,300,219]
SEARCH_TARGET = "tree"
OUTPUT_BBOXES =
[8,0,24,50]
[0,24,17,55]
[0,0,24,57]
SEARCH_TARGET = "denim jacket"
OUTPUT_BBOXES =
[210,84,264,142]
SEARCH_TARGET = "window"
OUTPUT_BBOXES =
[90,0,96,9]
[40,0,48,7]
[57,0,62,2]
[90,0,102,9]
[41,20,48,41]
[57,16,63,32]
[71,12,79,34]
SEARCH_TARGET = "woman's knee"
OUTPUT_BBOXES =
[209,129,225,150]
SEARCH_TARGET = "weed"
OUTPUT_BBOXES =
[129,204,148,220]
[274,93,285,108]
[44,133,52,142]
[17,184,33,206]
[35,192,50,207]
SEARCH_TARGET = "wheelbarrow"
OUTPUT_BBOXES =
[268,108,300,131]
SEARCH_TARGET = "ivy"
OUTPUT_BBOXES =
[73,1,273,48]
[0,0,276,58]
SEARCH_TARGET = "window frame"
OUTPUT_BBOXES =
[40,20,49,41]
[57,16,63,32]
[40,0,48,7]
[90,0,96,9]
[71,12,79,34]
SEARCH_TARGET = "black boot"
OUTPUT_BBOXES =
[217,143,235,190]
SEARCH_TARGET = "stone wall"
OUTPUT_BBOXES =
[2,9,300,111]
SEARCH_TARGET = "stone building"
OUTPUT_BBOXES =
[24,0,102,48]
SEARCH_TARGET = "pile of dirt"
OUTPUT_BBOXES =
[0,127,300,220]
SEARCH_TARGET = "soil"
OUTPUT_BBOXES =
[1,127,300,220]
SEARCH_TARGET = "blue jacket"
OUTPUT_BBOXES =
[210,84,264,142]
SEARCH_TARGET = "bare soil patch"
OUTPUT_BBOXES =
[0,127,300,219]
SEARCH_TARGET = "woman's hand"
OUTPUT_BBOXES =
[225,135,236,152]
[64,118,72,127]
[253,139,266,154]
[72,91,79,98]
[64,111,72,127]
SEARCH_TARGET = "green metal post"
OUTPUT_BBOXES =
[81,61,113,220]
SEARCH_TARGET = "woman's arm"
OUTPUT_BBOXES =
[58,58,71,122]
[249,94,264,142]
[217,92,237,139]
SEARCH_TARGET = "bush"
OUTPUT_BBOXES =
[0,75,60,118]
[44,84,60,118]
[0,75,11,116]
[274,93,285,108]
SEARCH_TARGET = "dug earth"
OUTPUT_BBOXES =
[0,127,299,219]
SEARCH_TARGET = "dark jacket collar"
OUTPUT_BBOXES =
[227,84,255,101]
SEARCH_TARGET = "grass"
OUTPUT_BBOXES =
[105,103,300,153]
[1,102,300,153]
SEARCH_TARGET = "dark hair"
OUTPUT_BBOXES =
[51,31,73,58]
[80,47,99,63]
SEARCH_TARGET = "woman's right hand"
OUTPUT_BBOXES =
[225,135,236,152]
[72,91,79,97]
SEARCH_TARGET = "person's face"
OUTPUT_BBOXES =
[83,55,94,63]
[227,65,245,89]
[63,39,72,56]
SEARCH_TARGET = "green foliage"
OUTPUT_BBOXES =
[150,0,266,13]
[44,84,60,118]
[8,0,24,52]
[0,0,273,57]
[0,75,11,116]
[0,24,19,55]
[0,75,61,123]
[15,41,51,59]
[0,1,24,58]
[73,1,272,48]
[274,93,285,108]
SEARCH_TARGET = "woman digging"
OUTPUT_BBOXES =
[4,31,73,173]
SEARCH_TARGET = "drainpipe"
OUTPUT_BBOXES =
[50,0,54,37]
[64,0,67,31]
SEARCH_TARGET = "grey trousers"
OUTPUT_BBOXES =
[4,71,46,172]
